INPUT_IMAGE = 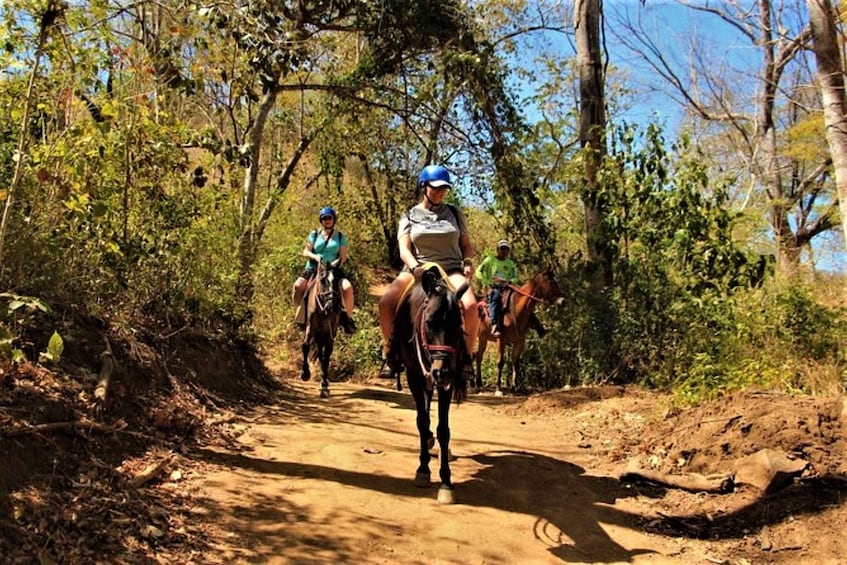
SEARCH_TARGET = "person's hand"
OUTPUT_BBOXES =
[412,264,424,282]
[463,263,474,278]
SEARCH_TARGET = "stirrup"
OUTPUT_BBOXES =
[378,341,402,378]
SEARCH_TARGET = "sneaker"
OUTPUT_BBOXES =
[490,325,501,338]
[340,312,357,334]
[378,342,403,378]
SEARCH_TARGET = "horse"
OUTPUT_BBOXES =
[474,266,563,396]
[300,260,342,398]
[389,264,469,504]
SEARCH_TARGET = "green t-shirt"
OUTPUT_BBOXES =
[476,255,518,287]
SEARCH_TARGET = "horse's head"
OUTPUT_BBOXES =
[418,267,468,391]
[316,261,342,313]
[535,266,564,305]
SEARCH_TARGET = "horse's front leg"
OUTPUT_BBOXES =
[300,339,311,381]
[435,386,455,504]
[510,339,526,390]
[410,384,432,488]
[495,344,506,396]
[319,341,331,398]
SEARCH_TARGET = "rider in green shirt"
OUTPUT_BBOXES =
[476,240,519,337]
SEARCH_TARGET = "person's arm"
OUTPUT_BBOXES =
[302,232,321,263]
[459,233,475,278]
[398,233,419,271]
[509,260,520,283]
[338,232,349,265]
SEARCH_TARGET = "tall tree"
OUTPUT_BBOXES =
[806,0,847,253]
[575,0,612,286]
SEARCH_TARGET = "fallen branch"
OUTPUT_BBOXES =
[620,462,734,493]
[3,419,116,437]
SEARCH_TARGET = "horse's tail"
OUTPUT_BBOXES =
[453,372,468,404]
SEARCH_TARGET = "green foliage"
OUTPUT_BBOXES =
[0,293,53,363]
[38,330,63,365]
[527,122,846,399]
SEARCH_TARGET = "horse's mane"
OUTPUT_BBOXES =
[306,264,342,361]
[399,276,467,404]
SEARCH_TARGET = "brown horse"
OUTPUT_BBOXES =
[300,261,341,398]
[474,267,563,395]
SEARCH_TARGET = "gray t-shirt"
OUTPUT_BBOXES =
[398,203,468,273]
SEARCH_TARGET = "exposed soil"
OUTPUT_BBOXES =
[2,337,846,564]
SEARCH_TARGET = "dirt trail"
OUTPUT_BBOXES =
[186,378,846,564]
[186,374,847,564]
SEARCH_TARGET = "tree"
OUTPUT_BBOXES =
[609,0,840,276]
[806,0,847,254]
[575,0,612,287]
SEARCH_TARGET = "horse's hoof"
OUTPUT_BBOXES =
[319,388,330,399]
[301,373,311,382]
[494,389,504,397]
[437,485,455,504]
[414,472,431,488]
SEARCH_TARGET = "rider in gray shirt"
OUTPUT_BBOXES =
[378,165,479,378]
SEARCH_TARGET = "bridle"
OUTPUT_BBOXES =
[313,263,339,315]
[411,291,460,392]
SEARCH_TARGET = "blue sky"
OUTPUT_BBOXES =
[507,0,844,273]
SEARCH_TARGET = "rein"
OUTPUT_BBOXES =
[506,283,546,304]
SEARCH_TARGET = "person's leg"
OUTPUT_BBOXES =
[292,277,308,305]
[488,288,501,335]
[339,278,357,333]
[341,279,355,317]
[293,276,309,326]
[529,311,548,337]
[449,273,479,359]
[378,272,414,354]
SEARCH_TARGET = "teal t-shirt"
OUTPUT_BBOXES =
[304,229,348,271]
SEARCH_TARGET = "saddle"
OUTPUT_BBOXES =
[393,262,458,315]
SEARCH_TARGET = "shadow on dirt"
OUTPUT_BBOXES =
[190,445,659,562]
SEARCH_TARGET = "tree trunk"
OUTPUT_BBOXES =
[234,84,281,321]
[575,0,612,287]
[807,0,847,255]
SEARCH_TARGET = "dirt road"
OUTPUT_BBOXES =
[186,378,846,564]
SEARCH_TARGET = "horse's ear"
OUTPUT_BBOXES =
[421,267,439,295]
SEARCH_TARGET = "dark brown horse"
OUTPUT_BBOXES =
[390,265,468,504]
[300,261,341,398]
[474,267,563,395]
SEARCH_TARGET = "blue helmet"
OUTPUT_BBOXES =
[318,206,336,221]
[418,165,452,188]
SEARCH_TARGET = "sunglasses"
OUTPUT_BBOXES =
[320,215,334,221]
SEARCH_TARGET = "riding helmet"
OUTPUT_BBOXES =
[418,165,452,188]
[318,206,337,221]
